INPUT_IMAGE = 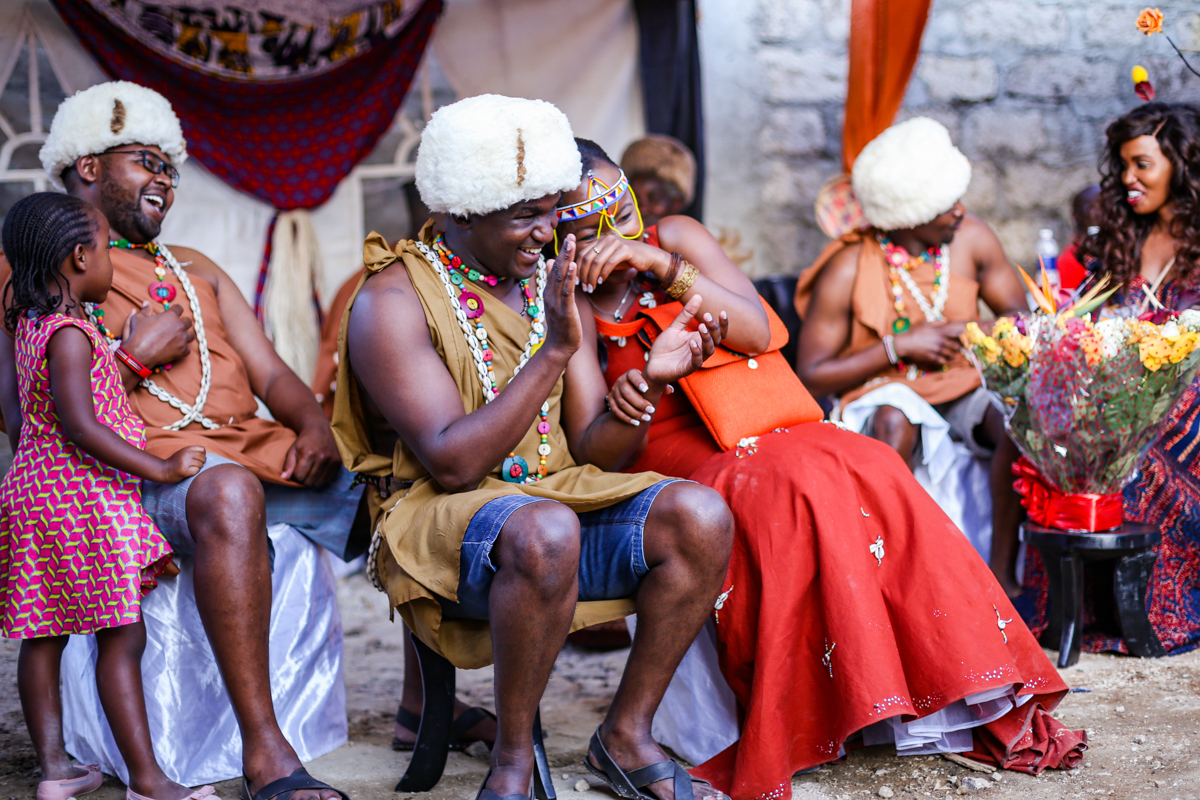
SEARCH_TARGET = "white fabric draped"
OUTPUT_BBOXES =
[61,524,347,786]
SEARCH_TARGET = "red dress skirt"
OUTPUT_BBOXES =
[598,302,1085,800]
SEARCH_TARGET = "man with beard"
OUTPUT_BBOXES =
[0,82,358,800]
[794,117,1030,598]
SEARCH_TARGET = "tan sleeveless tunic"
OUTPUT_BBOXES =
[795,231,982,407]
[331,223,662,668]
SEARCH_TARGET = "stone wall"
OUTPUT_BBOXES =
[698,0,1200,278]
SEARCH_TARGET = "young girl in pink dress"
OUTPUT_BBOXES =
[0,193,209,800]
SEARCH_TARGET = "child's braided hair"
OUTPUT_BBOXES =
[2,192,99,333]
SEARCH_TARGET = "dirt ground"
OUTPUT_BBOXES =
[3,572,1200,800]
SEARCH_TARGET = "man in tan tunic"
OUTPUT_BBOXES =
[335,95,733,800]
[796,117,1029,597]
[0,82,355,800]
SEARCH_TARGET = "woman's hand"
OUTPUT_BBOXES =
[643,296,728,387]
[543,234,583,358]
[577,232,673,293]
[607,369,660,426]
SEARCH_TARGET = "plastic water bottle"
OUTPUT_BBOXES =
[1036,228,1060,294]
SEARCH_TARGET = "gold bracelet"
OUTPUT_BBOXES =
[664,260,699,300]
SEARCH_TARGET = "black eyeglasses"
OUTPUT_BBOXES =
[98,149,181,188]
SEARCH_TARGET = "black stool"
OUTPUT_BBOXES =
[396,631,556,798]
[1020,521,1166,668]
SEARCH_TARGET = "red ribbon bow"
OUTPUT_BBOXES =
[1011,458,1123,532]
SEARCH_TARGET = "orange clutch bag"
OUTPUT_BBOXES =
[637,298,824,450]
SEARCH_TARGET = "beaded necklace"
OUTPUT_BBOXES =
[877,234,950,333]
[85,240,220,431]
[417,235,551,484]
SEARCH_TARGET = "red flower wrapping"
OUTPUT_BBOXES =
[1012,458,1123,532]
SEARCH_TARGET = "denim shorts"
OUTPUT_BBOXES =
[439,479,682,620]
[141,453,367,565]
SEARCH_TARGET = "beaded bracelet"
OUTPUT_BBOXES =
[664,260,699,300]
[115,347,153,379]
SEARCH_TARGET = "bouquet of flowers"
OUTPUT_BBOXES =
[963,269,1200,529]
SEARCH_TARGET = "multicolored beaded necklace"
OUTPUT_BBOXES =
[421,234,551,484]
[877,234,950,334]
[88,238,176,373]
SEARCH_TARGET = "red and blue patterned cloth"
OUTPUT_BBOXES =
[51,0,442,210]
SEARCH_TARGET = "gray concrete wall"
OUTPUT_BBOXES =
[698,0,1200,278]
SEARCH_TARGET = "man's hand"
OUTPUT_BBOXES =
[122,302,194,369]
[280,419,341,487]
[895,320,967,369]
[643,296,725,387]
[543,234,583,358]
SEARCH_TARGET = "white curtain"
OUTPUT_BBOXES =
[433,0,645,160]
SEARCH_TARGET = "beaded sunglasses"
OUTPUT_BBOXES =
[553,169,644,253]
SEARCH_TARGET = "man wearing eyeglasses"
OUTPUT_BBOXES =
[0,82,359,800]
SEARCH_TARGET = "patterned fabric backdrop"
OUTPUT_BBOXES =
[83,0,421,80]
[51,0,442,209]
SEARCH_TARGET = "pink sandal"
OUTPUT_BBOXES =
[36,764,103,800]
[126,786,216,800]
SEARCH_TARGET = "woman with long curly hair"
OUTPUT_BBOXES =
[1079,102,1200,297]
[1023,102,1200,654]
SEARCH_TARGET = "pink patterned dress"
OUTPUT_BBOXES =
[0,313,171,639]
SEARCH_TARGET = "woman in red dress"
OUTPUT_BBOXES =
[556,140,1086,800]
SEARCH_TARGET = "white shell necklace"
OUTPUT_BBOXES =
[414,239,548,402]
[895,247,950,323]
[86,241,219,430]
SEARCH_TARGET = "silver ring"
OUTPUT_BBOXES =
[593,246,602,254]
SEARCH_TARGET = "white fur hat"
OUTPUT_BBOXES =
[40,81,188,190]
[416,94,582,217]
[851,117,972,231]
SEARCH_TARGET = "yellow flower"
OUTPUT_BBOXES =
[1136,7,1164,35]
[1000,335,1026,368]
[963,321,987,347]
[1127,320,1158,344]
[1168,331,1198,364]
[1079,332,1105,368]
[1140,335,1172,371]
[992,317,1016,336]
[980,336,1001,365]
[1132,65,1149,84]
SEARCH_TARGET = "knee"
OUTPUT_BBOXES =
[185,464,265,542]
[650,482,734,566]
[870,406,916,455]
[493,501,580,589]
[96,620,146,658]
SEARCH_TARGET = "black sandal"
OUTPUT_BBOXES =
[391,703,497,751]
[584,729,721,800]
[240,767,349,800]
[475,768,533,800]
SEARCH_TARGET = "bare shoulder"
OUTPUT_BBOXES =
[955,214,1005,254]
[654,214,713,250]
[814,242,862,293]
[347,260,426,343]
[952,214,1010,274]
[163,245,225,292]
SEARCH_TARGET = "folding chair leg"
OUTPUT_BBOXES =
[395,632,457,792]
[532,708,556,800]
